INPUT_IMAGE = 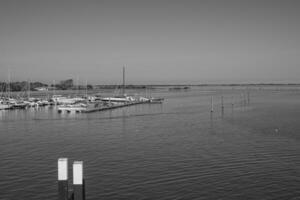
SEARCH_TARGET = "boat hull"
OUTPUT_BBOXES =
[0,104,12,110]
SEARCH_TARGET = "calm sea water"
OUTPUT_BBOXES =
[1,86,300,200]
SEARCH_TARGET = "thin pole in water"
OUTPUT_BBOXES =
[58,158,69,200]
[211,96,214,112]
[240,94,243,106]
[221,95,224,116]
[231,96,234,113]
[247,89,250,105]
[221,95,224,109]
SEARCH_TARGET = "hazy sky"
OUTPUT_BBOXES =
[0,0,299,84]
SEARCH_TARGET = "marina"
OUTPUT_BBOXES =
[0,68,164,113]
[0,94,164,112]
[57,95,163,113]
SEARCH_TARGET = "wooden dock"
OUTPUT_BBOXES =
[83,101,147,113]
[57,100,154,114]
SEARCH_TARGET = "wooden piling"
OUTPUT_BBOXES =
[73,161,85,200]
[221,95,224,116]
[210,96,214,112]
[247,90,250,105]
[240,94,243,106]
[221,95,224,109]
[58,158,69,200]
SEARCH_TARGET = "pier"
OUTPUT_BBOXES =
[57,98,163,114]
[82,101,148,113]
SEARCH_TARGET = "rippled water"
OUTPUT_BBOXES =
[1,86,300,200]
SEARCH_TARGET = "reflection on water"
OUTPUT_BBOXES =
[1,87,300,199]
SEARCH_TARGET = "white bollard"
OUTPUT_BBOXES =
[73,161,85,200]
[58,158,68,200]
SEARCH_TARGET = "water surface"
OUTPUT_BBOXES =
[1,86,300,199]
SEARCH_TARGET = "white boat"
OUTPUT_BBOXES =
[0,103,12,110]
[12,101,28,109]
[149,97,164,103]
[51,95,85,105]
[23,100,38,107]
[100,95,136,103]
[58,103,87,113]
[7,98,17,105]
[37,100,50,106]
[138,96,150,102]
[58,102,104,113]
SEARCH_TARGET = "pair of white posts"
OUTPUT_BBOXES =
[58,158,85,200]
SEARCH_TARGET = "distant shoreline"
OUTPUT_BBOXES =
[95,83,300,89]
[1,81,300,92]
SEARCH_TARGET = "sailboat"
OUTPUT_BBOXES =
[99,66,136,103]
[0,100,11,110]
[0,77,12,110]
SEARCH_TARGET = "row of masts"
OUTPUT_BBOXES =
[2,66,127,98]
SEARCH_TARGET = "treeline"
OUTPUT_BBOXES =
[50,79,93,90]
[0,81,48,92]
[3,80,298,92]
[0,79,94,92]
[94,85,147,89]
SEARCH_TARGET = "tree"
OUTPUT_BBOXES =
[58,79,73,90]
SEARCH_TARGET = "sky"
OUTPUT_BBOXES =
[0,0,299,84]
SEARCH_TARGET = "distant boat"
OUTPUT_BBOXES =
[100,95,136,103]
[169,86,190,91]
[51,95,85,105]
[58,103,88,113]
[149,97,164,103]
[58,102,104,113]
[12,101,28,109]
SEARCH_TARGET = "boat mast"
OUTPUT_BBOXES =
[85,80,88,98]
[7,69,11,99]
[122,66,125,95]
[53,80,56,96]
[76,76,79,97]
[28,79,30,99]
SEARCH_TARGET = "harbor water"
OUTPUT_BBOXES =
[1,86,300,199]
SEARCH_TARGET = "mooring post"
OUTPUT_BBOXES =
[58,158,69,200]
[221,95,224,116]
[247,90,250,105]
[240,94,243,106]
[221,95,224,109]
[73,161,85,200]
[210,96,214,112]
